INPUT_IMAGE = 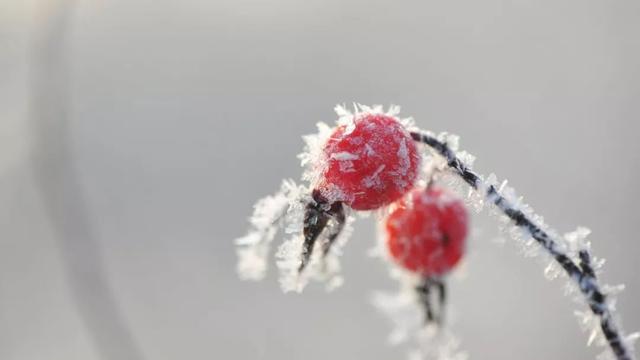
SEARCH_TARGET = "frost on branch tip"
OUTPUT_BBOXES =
[235,178,354,292]
[276,209,355,293]
[372,269,467,360]
[235,179,303,281]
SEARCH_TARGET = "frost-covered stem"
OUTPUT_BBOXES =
[416,277,446,325]
[410,130,633,360]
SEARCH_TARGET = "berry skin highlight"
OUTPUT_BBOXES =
[316,113,420,210]
[385,187,468,276]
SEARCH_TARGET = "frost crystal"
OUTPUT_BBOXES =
[372,270,467,360]
[298,121,333,185]
[411,129,636,359]
[236,175,356,292]
[564,227,592,257]
[275,209,356,293]
[331,151,359,161]
[235,180,305,280]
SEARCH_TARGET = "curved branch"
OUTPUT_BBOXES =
[410,130,634,360]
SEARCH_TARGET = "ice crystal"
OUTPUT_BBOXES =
[299,121,333,185]
[409,328,469,360]
[372,272,424,345]
[372,269,467,360]
[235,175,354,292]
[563,226,593,262]
[235,179,304,280]
[276,206,355,293]
[275,191,308,292]
[419,133,636,359]
[543,261,563,281]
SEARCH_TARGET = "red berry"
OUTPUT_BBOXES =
[385,187,468,276]
[316,113,420,210]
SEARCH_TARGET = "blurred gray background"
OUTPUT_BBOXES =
[1,0,639,359]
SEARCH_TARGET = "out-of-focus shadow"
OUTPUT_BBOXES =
[28,1,144,359]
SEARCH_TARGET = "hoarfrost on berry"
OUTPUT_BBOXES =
[315,105,421,210]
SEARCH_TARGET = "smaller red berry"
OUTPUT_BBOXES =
[385,186,468,276]
[316,112,420,210]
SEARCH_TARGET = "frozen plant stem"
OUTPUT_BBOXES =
[416,277,446,325]
[410,130,634,360]
[299,190,345,273]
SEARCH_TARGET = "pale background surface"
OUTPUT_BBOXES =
[1,0,639,359]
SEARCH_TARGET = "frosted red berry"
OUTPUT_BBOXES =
[316,113,420,210]
[385,187,468,276]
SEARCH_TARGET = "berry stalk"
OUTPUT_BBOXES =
[410,130,634,360]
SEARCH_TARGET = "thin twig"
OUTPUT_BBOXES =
[410,130,634,360]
